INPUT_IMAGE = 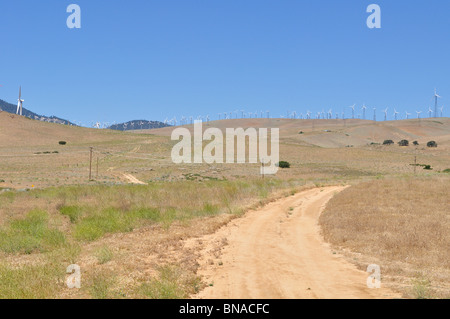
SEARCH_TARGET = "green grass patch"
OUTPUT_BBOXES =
[95,246,114,264]
[0,210,66,254]
[59,205,83,223]
[0,263,63,299]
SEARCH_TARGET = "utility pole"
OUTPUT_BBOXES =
[414,155,417,175]
[89,147,93,181]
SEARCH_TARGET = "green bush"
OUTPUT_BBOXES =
[383,140,394,145]
[277,161,291,169]
[59,141,67,145]
[398,140,409,147]
[427,141,438,148]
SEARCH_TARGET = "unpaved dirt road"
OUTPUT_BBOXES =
[122,173,147,185]
[194,186,399,299]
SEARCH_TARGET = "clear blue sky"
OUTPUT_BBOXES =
[0,0,449,125]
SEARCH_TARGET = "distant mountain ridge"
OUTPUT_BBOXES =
[108,120,171,131]
[0,98,75,126]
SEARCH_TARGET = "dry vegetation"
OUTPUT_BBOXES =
[320,176,450,298]
[0,178,309,298]
[0,113,449,299]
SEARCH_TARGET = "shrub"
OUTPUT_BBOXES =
[427,141,438,148]
[59,141,67,145]
[277,161,291,169]
[423,165,432,170]
[442,169,450,174]
[383,140,394,145]
[413,141,419,146]
[398,140,409,147]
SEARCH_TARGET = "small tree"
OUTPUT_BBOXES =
[59,141,67,145]
[413,141,419,146]
[383,140,394,145]
[427,141,438,148]
[398,140,409,147]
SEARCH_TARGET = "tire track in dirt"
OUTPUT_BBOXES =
[193,186,400,299]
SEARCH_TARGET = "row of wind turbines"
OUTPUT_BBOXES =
[162,89,445,127]
[7,86,446,128]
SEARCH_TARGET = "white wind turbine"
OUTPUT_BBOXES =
[428,107,433,118]
[306,111,311,119]
[440,106,444,117]
[362,104,367,119]
[349,104,356,119]
[16,86,24,115]
[416,111,422,119]
[383,108,388,121]
[373,108,377,121]
[393,109,399,120]
[405,111,411,119]
[433,89,441,118]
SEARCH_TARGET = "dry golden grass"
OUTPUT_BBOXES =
[1,114,449,298]
[320,175,450,298]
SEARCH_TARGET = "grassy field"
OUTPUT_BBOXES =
[320,175,450,298]
[0,178,309,298]
[0,114,449,298]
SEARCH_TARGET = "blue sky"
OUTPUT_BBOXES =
[0,0,449,125]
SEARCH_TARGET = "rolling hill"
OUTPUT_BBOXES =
[0,98,74,126]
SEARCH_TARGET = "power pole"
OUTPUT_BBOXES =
[89,147,93,180]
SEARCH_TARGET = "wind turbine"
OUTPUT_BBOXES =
[416,111,422,119]
[405,111,411,119]
[433,89,441,118]
[383,108,388,121]
[266,110,270,118]
[428,107,433,118]
[373,108,376,121]
[349,104,356,119]
[393,109,399,120]
[16,86,24,115]
[306,111,311,119]
[440,106,444,117]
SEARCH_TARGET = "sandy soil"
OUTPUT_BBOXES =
[193,186,400,299]
[122,173,147,185]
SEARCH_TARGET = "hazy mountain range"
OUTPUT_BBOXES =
[0,98,75,126]
[0,98,169,131]
[107,120,170,131]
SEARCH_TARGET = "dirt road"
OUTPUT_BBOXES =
[194,186,399,299]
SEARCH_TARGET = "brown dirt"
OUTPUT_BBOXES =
[192,186,400,299]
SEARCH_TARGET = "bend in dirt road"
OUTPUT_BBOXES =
[193,186,400,299]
